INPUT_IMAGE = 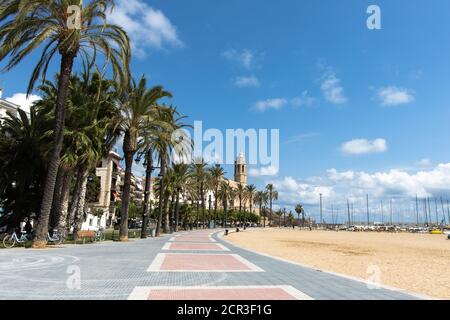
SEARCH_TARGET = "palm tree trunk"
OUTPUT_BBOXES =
[174,190,181,232]
[163,193,170,233]
[57,169,72,232]
[269,196,273,226]
[120,133,134,241]
[214,189,218,229]
[259,203,263,226]
[223,196,228,228]
[201,184,205,229]
[263,206,266,228]
[33,53,75,248]
[66,166,84,234]
[72,170,88,240]
[49,167,65,229]
[156,155,165,236]
[196,183,200,229]
[169,193,176,233]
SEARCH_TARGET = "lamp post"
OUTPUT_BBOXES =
[135,148,159,239]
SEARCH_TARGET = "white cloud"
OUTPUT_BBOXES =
[267,163,450,222]
[108,0,182,57]
[233,75,260,88]
[416,158,432,167]
[290,91,316,107]
[249,165,279,177]
[253,92,316,112]
[5,93,41,113]
[341,138,387,155]
[320,71,347,104]
[286,132,320,144]
[222,49,257,69]
[254,98,287,112]
[377,86,414,106]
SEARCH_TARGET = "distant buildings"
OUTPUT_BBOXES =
[84,150,146,230]
[0,89,19,121]
[85,151,259,230]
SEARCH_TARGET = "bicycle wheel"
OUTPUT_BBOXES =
[2,234,16,248]
[98,231,106,242]
[56,236,65,245]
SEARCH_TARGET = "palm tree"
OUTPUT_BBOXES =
[171,163,195,232]
[0,0,131,247]
[209,165,224,228]
[35,71,120,236]
[116,77,172,241]
[190,159,208,229]
[150,106,189,235]
[254,191,263,227]
[295,204,305,228]
[236,184,246,213]
[246,184,256,226]
[265,184,278,226]
[254,190,269,227]
[218,180,232,228]
[0,107,48,231]
[67,72,120,237]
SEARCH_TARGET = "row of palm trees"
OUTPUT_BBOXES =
[0,1,284,248]
[0,0,192,247]
[154,163,281,232]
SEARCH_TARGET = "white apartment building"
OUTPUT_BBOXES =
[0,89,19,121]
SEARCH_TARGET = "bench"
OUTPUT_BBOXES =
[75,230,96,244]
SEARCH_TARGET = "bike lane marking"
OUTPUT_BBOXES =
[147,253,264,272]
[162,242,230,251]
[128,285,313,300]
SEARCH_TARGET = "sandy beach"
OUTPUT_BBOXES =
[227,228,450,299]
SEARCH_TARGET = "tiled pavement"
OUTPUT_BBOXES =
[0,229,420,300]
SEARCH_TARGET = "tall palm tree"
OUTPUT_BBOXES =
[35,71,119,235]
[0,107,48,231]
[295,204,305,228]
[150,106,189,235]
[190,159,208,229]
[209,165,224,228]
[265,184,278,227]
[0,0,130,247]
[67,72,120,236]
[218,180,232,228]
[246,184,256,225]
[116,77,172,241]
[236,184,246,213]
[171,163,195,232]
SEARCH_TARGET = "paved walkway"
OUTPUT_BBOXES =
[0,229,419,300]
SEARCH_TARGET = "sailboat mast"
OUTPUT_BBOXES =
[415,194,419,226]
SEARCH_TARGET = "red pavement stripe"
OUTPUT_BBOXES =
[162,242,230,251]
[147,253,264,272]
[169,236,216,243]
[128,286,313,300]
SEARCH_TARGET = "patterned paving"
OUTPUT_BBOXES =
[162,242,229,251]
[0,228,422,300]
[129,285,313,300]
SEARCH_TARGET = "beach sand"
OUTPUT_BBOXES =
[227,228,450,299]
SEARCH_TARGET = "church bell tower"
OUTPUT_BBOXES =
[234,152,247,186]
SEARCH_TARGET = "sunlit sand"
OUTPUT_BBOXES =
[227,228,450,299]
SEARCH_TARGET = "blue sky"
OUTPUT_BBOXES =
[2,0,450,222]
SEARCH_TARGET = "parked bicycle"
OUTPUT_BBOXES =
[47,229,65,245]
[94,228,106,242]
[2,231,32,248]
